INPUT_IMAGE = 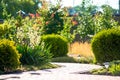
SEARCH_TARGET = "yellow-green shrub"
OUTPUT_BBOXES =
[0,39,21,72]
[41,34,68,57]
[91,29,120,63]
[0,24,9,37]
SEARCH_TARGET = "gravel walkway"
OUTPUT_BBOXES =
[0,63,120,80]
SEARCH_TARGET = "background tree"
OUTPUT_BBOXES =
[38,0,64,34]
[0,0,39,19]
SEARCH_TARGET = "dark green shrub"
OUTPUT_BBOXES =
[91,29,120,63]
[17,44,52,65]
[41,34,68,57]
[0,39,20,72]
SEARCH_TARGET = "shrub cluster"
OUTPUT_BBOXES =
[91,28,120,63]
[41,34,68,57]
[0,39,20,72]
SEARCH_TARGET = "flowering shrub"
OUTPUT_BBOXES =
[16,17,41,48]
[38,1,64,34]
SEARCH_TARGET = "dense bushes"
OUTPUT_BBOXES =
[91,28,120,63]
[41,34,68,57]
[0,39,20,72]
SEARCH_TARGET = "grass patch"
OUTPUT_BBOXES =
[52,56,78,63]
[52,56,94,63]
[20,63,59,71]
[80,61,120,76]
[90,68,111,75]
[0,63,59,74]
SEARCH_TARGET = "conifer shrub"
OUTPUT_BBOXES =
[91,29,120,63]
[0,39,20,72]
[41,34,68,57]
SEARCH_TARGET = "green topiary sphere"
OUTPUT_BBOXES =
[41,34,68,57]
[0,39,21,72]
[91,29,120,63]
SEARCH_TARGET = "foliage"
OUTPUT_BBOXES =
[0,24,9,37]
[91,28,120,63]
[109,60,120,76]
[16,17,42,48]
[0,0,38,18]
[41,34,68,57]
[38,0,64,34]
[90,68,108,75]
[0,17,17,40]
[0,39,21,72]
[76,1,118,41]
[14,17,51,65]
[60,16,75,43]
[17,44,52,65]
[2,17,43,47]
[76,12,95,39]
[1,17,52,66]
[89,60,120,76]
[94,5,118,33]
[75,0,96,39]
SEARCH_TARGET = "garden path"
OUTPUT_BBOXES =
[0,63,120,80]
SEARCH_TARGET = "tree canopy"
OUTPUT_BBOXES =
[0,0,39,18]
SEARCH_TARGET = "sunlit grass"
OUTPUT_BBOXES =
[68,41,94,58]
[19,63,59,71]
[0,63,59,74]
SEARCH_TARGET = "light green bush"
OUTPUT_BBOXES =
[41,34,68,57]
[0,39,21,72]
[0,24,9,37]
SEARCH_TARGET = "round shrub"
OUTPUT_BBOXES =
[91,29,120,63]
[0,39,21,72]
[41,34,68,57]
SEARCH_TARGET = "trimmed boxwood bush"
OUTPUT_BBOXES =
[41,34,68,57]
[91,29,120,63]
[0,39,21,72]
